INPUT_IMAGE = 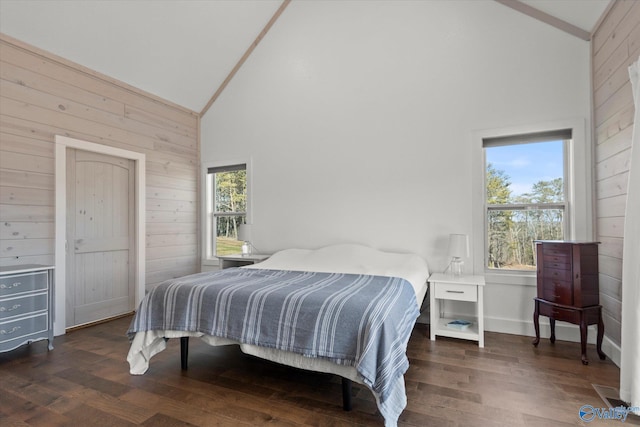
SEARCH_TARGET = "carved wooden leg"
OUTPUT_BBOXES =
[549,318,556,344]
[580,312,589,365]
[597,307,606,360]
[342,378,352,411]
[180,337,189,370]
[532,300,540,347]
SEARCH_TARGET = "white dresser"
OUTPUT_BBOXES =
[0,264,54,352]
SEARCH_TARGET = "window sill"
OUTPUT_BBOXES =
[201,258,220,267]
[483,270,536,286]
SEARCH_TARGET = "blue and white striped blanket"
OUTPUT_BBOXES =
[127,268,420,426]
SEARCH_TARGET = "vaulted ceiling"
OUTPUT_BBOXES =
[0,0,611,113]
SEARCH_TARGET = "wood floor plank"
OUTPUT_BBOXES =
[0,316,623,427]
[140,413,198,427]
[62,404,138,427]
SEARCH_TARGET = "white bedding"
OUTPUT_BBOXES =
[244,243,430,304]
[127,243,429,426]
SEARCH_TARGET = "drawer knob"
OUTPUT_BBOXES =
[446,290,465,294]
[0,282,22,289]
[0,304,21,312]
[0,326,21,335]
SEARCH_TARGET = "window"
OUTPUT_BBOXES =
[483,129,570,271]
[204,163,247,258]
[472,119,592,283]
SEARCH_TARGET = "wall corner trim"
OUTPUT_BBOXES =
[494,0,591,41]
[199,0,292,117]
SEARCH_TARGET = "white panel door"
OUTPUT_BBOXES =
[66,149,135,327]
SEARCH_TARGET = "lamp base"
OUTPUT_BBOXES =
[450,258,464,275]
[241,242,251,255]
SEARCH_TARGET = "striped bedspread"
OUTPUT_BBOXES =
[127,268,420,426]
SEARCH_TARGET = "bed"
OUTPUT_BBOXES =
[127,243,429,426]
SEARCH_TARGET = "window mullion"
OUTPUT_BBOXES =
[213,212,246,217]
[487,203,565,210]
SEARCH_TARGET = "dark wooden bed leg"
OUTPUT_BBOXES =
[180,337,189,370]
[341,378,352,411]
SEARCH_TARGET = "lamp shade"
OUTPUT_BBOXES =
[237,224,252,242]
[448,234,469,258]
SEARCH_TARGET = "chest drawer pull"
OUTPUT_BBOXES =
[446,290,465,294]
[0,326,21,335]
[0,282,22,290]
[0,304,21,312]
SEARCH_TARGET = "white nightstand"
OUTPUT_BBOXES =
[428,273,485,347]
[218,254,270,269]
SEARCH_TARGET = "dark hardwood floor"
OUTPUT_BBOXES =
[0,315,626,426]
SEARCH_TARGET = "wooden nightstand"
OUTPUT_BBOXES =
[217,254,270,269]
[428,273,485,347]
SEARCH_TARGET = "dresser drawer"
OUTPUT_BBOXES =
[543,267,572,282]
[542,243,571,256]
[0,312,48,345]
[0,271,48,297]
[542,256,571,270]
[434,283,477,302]
[541,244,571,265]
[0,292,48,320]
[542,281,573,305]
[538,302,579,323]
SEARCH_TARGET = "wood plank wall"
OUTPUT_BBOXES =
[0,34,200,291]
[592,0,640,347]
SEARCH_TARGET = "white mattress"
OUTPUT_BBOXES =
[128,243,429,398]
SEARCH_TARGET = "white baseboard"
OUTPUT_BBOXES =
[602,336,621,367]
[485,316,597,342]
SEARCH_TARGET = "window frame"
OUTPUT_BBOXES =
[471,119,592,286]
[485,136,569,271]
[201,158,252,264]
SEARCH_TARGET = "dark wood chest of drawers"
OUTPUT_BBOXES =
[533,241,605,364]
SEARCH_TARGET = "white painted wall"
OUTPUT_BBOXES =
[201,1,592,337]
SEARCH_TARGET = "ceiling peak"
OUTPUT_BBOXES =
[495,0,592,41]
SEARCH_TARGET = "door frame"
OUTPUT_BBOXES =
[55,135,145,336]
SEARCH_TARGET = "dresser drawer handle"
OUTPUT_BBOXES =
[0,282,22,289]
[0,304,21,312]
[0,326,21,335]
[446,290,465,294]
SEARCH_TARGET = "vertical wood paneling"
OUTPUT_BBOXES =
[0,34,200,291]
[592,0,640,347]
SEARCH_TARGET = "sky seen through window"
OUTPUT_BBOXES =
[486,140,564,198]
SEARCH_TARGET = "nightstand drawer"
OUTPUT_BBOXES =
[0,271,48,297]
[434,283,477,302]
